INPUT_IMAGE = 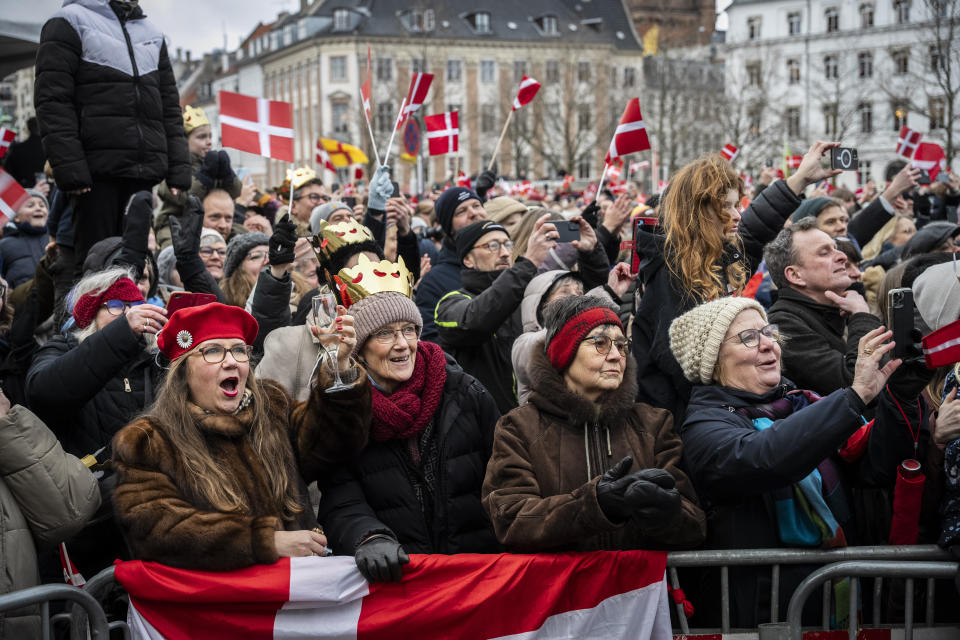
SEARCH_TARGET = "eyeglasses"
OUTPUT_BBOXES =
[101,300,144,316]
[199,247,227,258]
[474,239,514,254]
[195,344,253,363]
[371,325,419,344]
[295,193,328,204]
[582,334,630,356]
[725,323,781,348]
[245,251,269,262]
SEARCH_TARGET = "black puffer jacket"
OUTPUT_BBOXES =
[318,362,502,555]
[34,0,190,192]
[25,316,161,458]
[0,224,49,288]
[630,179,801,420]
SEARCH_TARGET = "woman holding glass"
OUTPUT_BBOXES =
[111,301,371,570]
[317,255,502,583]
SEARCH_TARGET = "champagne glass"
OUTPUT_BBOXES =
[312,293,351,393]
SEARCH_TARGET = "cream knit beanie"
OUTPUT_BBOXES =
[669,297,766,385]
[350,291,422,358]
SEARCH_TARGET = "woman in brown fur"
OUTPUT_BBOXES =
[112,302,370,570]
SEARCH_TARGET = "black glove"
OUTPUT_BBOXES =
[887,341,934,402]
[623,469,682,526]
[581,201,601,229]
[269,214,298,267]
[170,195,204,260]
[115,190,153,277]
[597,456,636,522]
[355,537,409,583]
[196,150,235,190]
[475,170,497,201]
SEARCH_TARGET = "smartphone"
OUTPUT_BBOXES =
[391,181,401,198]
[936,172,950,184]
[917,170,932,185]
[830,147,859,171]
[630,216,661,274]
[343,196,357,209]
[764,158,774,168]
[887,287,914,360]
[553,220,581,243]
[167,292,217,316]
[236,167,251,183]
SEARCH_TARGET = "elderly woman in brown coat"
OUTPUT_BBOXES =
[482,296,706,552]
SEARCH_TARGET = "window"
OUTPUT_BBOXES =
[412,58,426,74]
[856,161,872,186]
[824,7,839,32]
[894,0,910,24]
[824,55,838,79]
[376,57,393,81]
[749,105,763,133]
[481,60,495,84]
[578,105,591,130]
[514,60,527,84]
[858,52,873,78]
[859,3,874,28]
[747,16,761,40]
[787,59,801,84]
[481,104,496,133]
[892,49,909,75]
[786,107,801,137]
[577,62,590,83]
[624,67,636,88]
[577,157,591,180]
[332,101,349,135]
[424,9,435,31]
[823,103,838,137]
[540,15,558,35]
[471,11,491,34]
[892,102,908,131]
[407,11,423,32]
[788,12,802,35]
[929,45,945,72]
[930,96,946,129]
[546,60,559,84]
[608,65,617,89]
[858,102,873,133]
[376,103,393,133]
[447,60,462,82]
[333,9,349,32]
[330,55,347,82]
[746,63,762,87]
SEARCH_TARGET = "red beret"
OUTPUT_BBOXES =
[157,302,259,362]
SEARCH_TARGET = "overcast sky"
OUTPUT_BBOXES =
[149,0,734,59]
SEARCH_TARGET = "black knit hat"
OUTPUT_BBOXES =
[456,220,508,264]
[435,186,480,237]
[224,232,269,278]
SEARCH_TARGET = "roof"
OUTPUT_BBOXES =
[306,0,643,51]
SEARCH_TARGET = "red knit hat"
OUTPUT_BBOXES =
[72,277,144,329]
[157,302,259,362]
[546,306,623,370]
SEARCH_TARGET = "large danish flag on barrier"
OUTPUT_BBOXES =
[513,75,541,111]
[219,91,294,162]
[424,111,459,156]
[397,73,434,130]
[912,141,946,181]
[117,551,671,640]
[0,168,28,226]
[605,98,651,164]
[895,126,923,158]
[0,127,15,159]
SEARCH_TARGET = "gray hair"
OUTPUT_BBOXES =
[763,217,819,290]
[71,266,155,352]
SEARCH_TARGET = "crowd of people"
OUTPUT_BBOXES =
[0,2,959,634]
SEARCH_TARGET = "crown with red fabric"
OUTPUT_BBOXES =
[72,277,144,329]
[156,302,259,362]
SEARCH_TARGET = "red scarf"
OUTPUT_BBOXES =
[370,341,447,442]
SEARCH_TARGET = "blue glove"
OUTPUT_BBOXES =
[368,166,394,211]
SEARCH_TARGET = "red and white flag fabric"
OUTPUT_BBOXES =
[561,174,575,191]
[605,98,651,164]
[512,75,541,111]
[397,73,434,129]
[629,160,650,174]
[361,46,373,123]
[0,127,16,159]
[456,171,471,188]
[720,143,739,162]
[0,168,28,226]
[607,164,622,181]
[116,552,671,640]
[895,126,923,158]
[314,140,337,174]
[424,111,459,156]
[219,91,294,162]
[785,155,803,169]
[922,318,960,369]
[912,142,947,181]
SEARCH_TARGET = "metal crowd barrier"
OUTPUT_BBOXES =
[665,545,958,637]
[0,581,109,639]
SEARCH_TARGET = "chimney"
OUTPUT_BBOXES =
[176,47,182,61]
[300,0,309,13]
[186,50,192,64]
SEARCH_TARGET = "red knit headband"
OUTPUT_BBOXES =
[72,278,144,329]
[547,307,624,370]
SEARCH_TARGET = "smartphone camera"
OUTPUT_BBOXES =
[830,147,859,171]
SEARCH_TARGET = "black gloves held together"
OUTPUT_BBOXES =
[355,536,409,583]
[269,214,298,267]
[195,150,235,190]
[596,455,682,526]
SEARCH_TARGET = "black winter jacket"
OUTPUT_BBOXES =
[318,363,502,555]
[0,224,49,288]
[34,0,190,192]
[415,245,461,342]
[630,179,802,420]
[26,317,161,458]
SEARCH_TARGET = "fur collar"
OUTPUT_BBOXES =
[527,337,638,426]
[187,390,255,438]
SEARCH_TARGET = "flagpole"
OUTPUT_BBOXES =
[487,109,514,172]
[595,162,611,199]
[382,98,407,167]
[363,113,381,167]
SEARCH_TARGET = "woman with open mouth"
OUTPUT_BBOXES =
[111,301,371,571]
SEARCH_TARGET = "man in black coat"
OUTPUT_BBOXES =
[1,118,46,188]
[35,0,191,274]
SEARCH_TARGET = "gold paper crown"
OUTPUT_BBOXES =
[311,218,376,264]
[335,254,413,306]
[182,105,209,134]
[286,166,317,192]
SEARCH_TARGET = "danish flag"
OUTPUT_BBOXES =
[0,127,15,159]
[397,73,433,130]
[512,76,541,111]
[720,143,739,162]
[0,168,29,226]
[895,126,923,158]
[922,318,960,369]
[605,98,651,164]
[630,160,650,174]
[607,164,622,181]
[456,171,471,188]
[314,140,337,173]
[785,155,803,169]
[361,45,373,122]
[424,111,459,156]
[219,91,294,162]
[561,174,575,190]
[912,142,947,181]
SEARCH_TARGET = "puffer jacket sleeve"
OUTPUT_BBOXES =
[0,405,100,550]
[317,464,398,553]
[112,419,281,570]
[249,270,292,357]
[575,243,611,292]
[34,17,90,192]
[481,410,620,552]
[847,198,892,248]
[157,42,191,191]
[739,180,802,271]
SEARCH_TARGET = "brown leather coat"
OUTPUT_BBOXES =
[482,340,706,553]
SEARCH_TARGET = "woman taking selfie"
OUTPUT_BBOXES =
[112,302,371,570]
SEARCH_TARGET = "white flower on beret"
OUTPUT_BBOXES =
[176,330,193,349]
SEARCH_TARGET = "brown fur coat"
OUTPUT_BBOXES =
[112,373,370,571]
